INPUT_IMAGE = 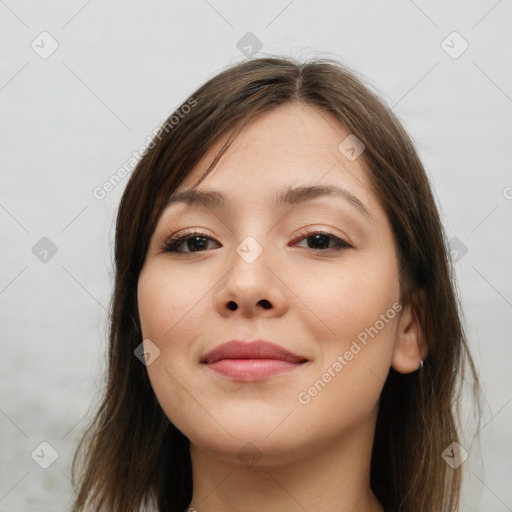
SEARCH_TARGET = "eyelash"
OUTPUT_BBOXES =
[163,228,352,254]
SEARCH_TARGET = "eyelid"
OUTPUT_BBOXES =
[291,226,354,248]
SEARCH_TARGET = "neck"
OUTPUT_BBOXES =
[185,404,384,512]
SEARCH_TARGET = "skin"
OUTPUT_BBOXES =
[137,102,427,512]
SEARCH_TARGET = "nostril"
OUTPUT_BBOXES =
[228,301,237,311]
[259,299,271,309]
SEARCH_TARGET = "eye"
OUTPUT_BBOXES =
[291,229,352,251]
[163,229,352,254]
[163,231,219,253]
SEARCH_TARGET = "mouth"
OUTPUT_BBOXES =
[201,339,308,381]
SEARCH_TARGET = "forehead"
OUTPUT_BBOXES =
[177,103,372,198]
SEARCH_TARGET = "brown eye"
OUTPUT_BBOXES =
[292,230,352,251]
[164,232,220,253]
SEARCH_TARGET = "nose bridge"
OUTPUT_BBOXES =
[211,228,288,317]
[227,204,274,264]
[226,232,270,296]
[235,234,266,265]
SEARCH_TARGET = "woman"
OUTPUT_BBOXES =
[71,56,481,512]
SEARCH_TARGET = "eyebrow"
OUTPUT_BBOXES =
[164,184,371,218]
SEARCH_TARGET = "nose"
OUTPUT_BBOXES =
[212,238,289,318]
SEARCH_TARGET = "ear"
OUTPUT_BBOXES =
[391,289,429,374]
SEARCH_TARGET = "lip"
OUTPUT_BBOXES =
[201,340,308,381]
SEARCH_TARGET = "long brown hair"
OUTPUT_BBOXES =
[71,55,481,512]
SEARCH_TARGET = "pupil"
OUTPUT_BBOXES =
[188,236,207,251]
[309,234,329,249]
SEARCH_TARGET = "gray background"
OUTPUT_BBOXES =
[1,1,511,511]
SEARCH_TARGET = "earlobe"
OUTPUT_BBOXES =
[391,291,428,374]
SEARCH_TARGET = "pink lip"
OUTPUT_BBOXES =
[201,340,307,381]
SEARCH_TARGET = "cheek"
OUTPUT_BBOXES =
[296,305,400,435]
[296,258,400,419]
[292,254,400,419]
[137,266,201,429]
[294,252,401,345]
[137,263,202,341]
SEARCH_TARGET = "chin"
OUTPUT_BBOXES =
[188,429,313,469]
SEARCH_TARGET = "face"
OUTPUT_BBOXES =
[137,102,404,467]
